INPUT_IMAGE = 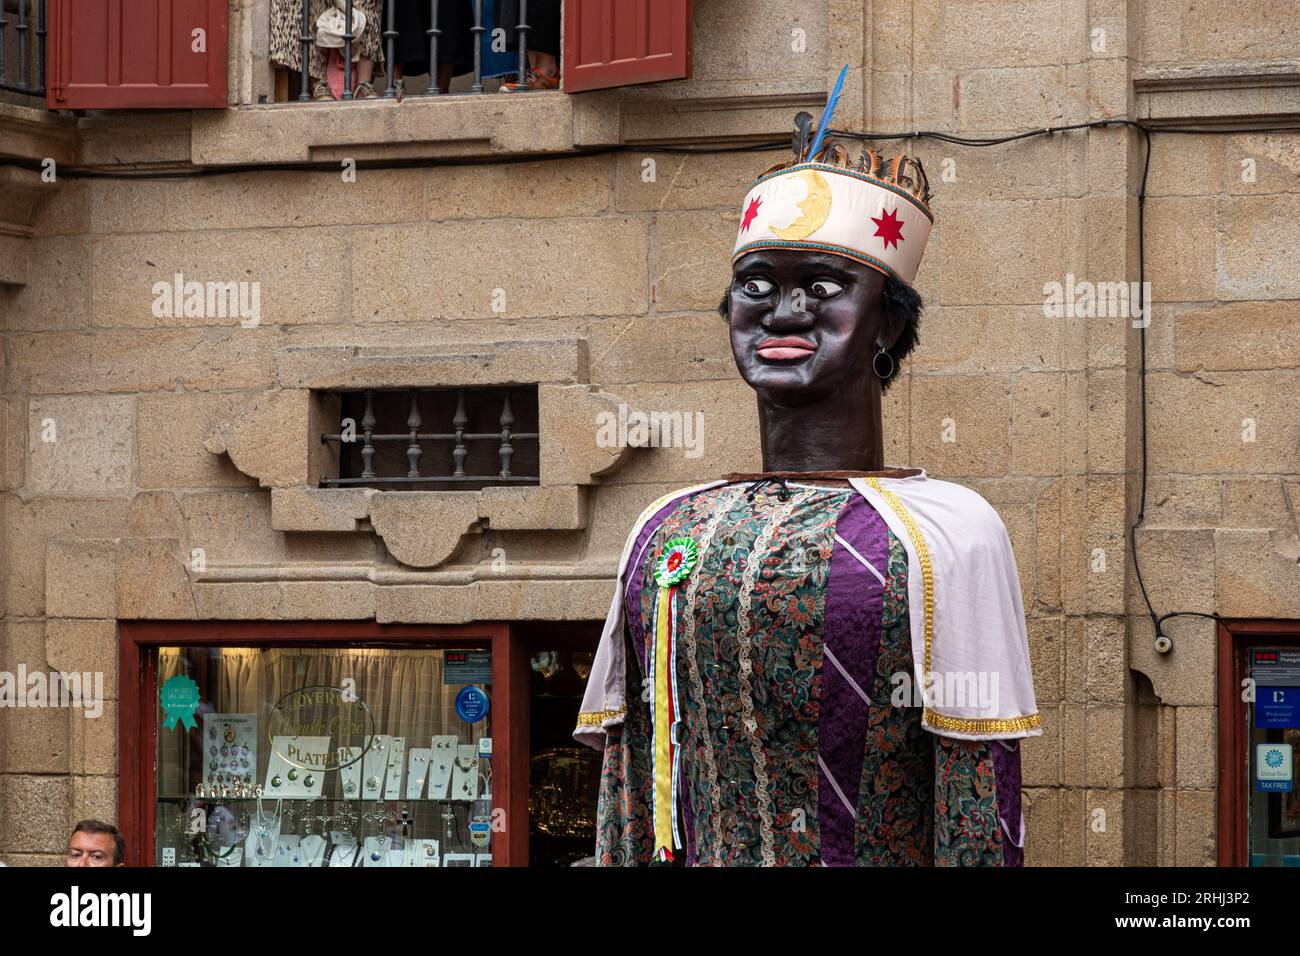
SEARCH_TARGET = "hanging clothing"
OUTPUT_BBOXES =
[394,0,479,79]
[494,0,560,56]
[270,0,385,78]
[575,473,1039,866]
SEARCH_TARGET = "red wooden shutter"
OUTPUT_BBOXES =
[47,0,228,109]
[562,0,693,93]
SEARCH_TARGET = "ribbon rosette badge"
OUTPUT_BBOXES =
[653,537,699,587]
[161,674,201,732]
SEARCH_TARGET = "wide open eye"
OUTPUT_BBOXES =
[739,277,775,296]
[809,279,844,297]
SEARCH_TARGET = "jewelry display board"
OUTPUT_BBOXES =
[154,645,496,868]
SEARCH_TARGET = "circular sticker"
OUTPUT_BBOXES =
[455,685,490,724]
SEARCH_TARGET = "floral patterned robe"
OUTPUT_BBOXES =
[593,481,1024,867]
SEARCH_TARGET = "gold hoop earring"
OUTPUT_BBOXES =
[873,348,895,380]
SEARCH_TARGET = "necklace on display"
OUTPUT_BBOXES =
[330,844,359,868]
[300,836,326,867]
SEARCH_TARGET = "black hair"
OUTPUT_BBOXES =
[72,819,125,864]
[717,274,923,392]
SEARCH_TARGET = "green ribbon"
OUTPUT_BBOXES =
[161,674,200,732]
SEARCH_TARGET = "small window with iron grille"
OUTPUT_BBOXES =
[319,387,539,491]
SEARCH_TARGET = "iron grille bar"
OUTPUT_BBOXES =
[426,0,442,95]
[298,0,311,100]
[0,0,47,96]
[321,475,539,486]
[382,0,398,98]
[342,0,355,99]
[503,0,529,94]
[324,386,539,489]
[322,432,540,442]
[17,0,28,88]
[470,0,484,94]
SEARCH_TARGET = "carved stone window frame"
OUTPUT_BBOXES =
[205,338,636,568]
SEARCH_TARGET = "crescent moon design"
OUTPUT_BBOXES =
[770,169,833,241]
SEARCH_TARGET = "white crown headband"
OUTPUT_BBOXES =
[732,154,934,286]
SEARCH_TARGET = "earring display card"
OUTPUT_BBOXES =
[384,737,407,799]
[406,748,432,800]
[264,736,331,798]
[361,735,392,799]
[429,734,458,799]
[451,744,479,802]
[273,835,302,868]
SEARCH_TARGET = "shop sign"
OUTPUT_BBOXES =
[445,650,493,685]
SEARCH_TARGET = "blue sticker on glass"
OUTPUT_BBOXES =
[455,685,490,724]
[1256,687,1300,728]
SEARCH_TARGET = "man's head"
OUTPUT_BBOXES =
[66,820,125,867]
[721,248,922,402]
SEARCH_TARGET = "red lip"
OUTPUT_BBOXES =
[756,337,816,361]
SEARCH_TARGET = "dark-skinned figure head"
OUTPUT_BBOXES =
[723,127,931,404]
[719,250,923,403]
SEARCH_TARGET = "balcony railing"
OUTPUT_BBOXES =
[296,0,536,101]
[320,386,540,491]
[0,0,46,97]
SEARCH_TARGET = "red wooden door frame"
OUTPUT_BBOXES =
[118,620,528,867]
[1216,619,1300,866]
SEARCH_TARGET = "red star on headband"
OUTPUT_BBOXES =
[741,196,762,232]
[871,207,905,250]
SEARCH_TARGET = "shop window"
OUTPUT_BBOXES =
[522,626,601,865]
[1217,620,1300,866]
[319,386,540,491]
[120,622,527,867]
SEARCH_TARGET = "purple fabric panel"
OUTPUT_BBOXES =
[990,741,1024,868]
[624,500,681,672]
[817,496,889,866]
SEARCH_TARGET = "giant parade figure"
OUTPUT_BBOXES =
[574,92,1041,866]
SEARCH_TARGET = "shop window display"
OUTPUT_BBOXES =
[155,646,494,867]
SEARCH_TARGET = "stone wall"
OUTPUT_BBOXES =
[0,0,1296,865]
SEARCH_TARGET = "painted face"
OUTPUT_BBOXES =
[727,249,891,402]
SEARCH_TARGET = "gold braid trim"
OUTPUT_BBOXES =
[865,477,935,676]
[924,710,1041,735]
[577,706,626,726]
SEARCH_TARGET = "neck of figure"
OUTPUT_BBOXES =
[756,374,884,472]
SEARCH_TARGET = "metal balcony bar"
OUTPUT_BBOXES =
[0,0,46,96]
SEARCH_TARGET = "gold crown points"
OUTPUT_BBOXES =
[758,139,933,208]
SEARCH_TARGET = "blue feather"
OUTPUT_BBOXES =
[806,64,848,162]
